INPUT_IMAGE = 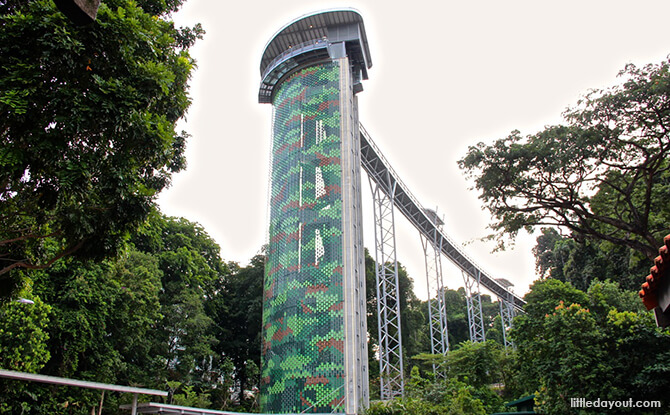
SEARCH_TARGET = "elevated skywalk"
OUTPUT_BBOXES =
[359,124,526,311]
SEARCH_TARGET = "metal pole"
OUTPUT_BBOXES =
[369,172,404,400]
[421,226,449,379]
[499,290,516,348]
[462,270,486,343]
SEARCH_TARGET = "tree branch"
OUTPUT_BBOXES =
[0,240,85,276]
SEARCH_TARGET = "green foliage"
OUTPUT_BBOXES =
[407,366,428,393]
[511,279,588,396]
[459,58,670,259]
[366,398,442,415]
[0,212,248,413]
[410,340,509,413]
[0,0,202,297]
[533,302,607,414]
[365,248,381,386]
[130,213,225,383]
[534,227,649,291]
[513,278,670,414]
[107,249,164,382]
[414,341,506,391]
[366,396,486,415]
[130,212,265,411]
[29,249,165,386]
[168,381,213,408]
[396,264,430,366]
[365,250,431,385]
[366,377,495,415]
[522,278,589,320]
[0,250,165,413]
[443,341,503,388]
[0,296,51,372]
[208,254,264,410]
[586,279,643,317]
[443,288,469,346]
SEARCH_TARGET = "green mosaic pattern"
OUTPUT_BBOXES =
[261,62,346,414]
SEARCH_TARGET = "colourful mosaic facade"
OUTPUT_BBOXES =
[261,62,348,413]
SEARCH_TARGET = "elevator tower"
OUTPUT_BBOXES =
[258,9,372,415]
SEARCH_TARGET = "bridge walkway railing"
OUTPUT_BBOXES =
[358,124,526,311]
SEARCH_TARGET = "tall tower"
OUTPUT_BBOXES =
[258,9,372,415]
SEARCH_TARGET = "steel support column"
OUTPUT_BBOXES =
[369,173,404,400]
[462,270,486,343]
[420,212,449,379]
[499,291,516,348]
[494,279,516,348]
[359,125,526,313]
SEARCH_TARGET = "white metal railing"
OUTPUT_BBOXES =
[0,369,167,415]
[359,124,470,258]
[261,38,329,81]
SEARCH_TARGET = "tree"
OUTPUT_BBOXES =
[403,341,508,415]
[532,302,608,414]
[0,211,236,413]
[364,249,430,386]
[0,295,51,373]
[440,340,503,388]
[0,0,203,297]
[459,58,670,260]
[0,248,166,413]
[510,279,588,395]
[396,263,429,367]
[534,227,649,291]
[512,278,670,414]
[131,213,225,384]
[209,254,264,411]
[444,288,469,346]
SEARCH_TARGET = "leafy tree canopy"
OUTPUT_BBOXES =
[208,253,264,410]
[0,212,241,413]
[0,0,203,297]
[129,212,226,383]
[459,58,670,260]
[512,278,670,414]
[0,295,51,373]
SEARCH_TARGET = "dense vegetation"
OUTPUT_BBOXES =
[0,217,504,413]
[366,279,670,415]
[0,211,265,412]
[0,0,202,297]
[2,0,670,413]
[4,215,670,414]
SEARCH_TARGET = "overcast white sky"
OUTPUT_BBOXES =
[158,0,670,300]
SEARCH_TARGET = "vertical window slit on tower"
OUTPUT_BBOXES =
[316,119,326,144]
[315,228,324,266]
[315,166,326,199]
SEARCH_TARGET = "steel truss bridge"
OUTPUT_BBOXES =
[359,123,525,399]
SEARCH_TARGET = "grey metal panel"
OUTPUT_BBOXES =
[359,125,526,311]
[259,10,372,104]
[339,57,369,414]
[260,9,372,77]
[258,41,331,103]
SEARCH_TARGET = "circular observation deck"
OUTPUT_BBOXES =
[258,8,372,103]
